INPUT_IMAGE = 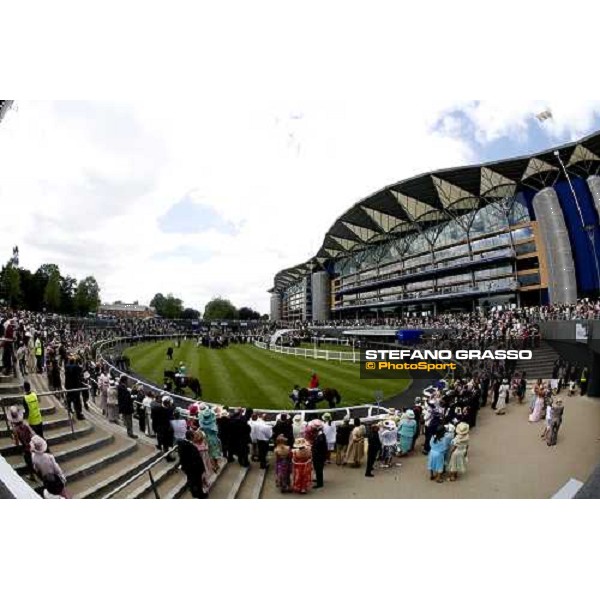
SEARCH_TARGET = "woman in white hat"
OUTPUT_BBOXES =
[30,435,68,498]
[292,413,306,441]
[397,409,417,456]
[321,413,337,463]
[447,422,469,481]
[379,420,397,468]
[106,379,120,423]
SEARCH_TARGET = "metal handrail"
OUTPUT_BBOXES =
[103,446,178,499]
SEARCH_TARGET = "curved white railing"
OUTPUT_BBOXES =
[254,340,360,362]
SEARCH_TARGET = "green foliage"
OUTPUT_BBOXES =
[204,297,238,320]
[43,269,62,312]
[238,306,261,320]
[74,276,101,315]
[150,292,184,319]
[0,263,21,307]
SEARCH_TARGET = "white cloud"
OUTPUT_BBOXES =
[1,4,600,314]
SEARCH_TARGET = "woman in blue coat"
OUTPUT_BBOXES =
[427,426,447,483]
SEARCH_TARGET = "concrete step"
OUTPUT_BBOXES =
[72,444,158,499]
[235,464,268,499]
[6,427,114,474]
[29,436,141,496]
[122,458,181,499]
[208,462,248,499]
[138,464,187,499]
[0,420,93,456]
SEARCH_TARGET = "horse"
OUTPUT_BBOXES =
[296,387,341,409]
[164,370,202,399]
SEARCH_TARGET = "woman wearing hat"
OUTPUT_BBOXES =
[291,437,312,494]
[322,413,337,463]
[379,420,397,468]
[8,406,36,480]
[496,379,509,415]
[274,434,292,493]
[199,406,222,471]
[397,410,417,456]
[427,425,447,483]
[345,418,366,468]
[546,399,564,446]
[292,413,306,441]
[30,435,68,498]
[447,422,469,481]
[191,429,214,494]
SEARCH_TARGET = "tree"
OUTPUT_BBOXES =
[150,292,184,319]
[238,306,261,320]
[60,275,77,315]
[204,297,238,320]
[182,307,201,320]
[0,263,21,307]
[43,269,62,312]
[74,276,101,315]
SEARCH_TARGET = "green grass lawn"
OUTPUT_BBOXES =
[123,340,410,410]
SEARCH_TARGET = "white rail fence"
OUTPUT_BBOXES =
[254,340,360,363]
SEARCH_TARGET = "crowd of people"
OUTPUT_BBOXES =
[0,300,593,499]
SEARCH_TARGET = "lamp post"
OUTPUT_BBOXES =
[553,149,600,292]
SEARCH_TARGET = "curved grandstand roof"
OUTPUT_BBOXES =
[272,129,600,292]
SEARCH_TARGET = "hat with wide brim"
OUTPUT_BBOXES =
[7,405,24,424]
[405,409,415,419]
[308,419,324,429]
[455,422,469,436]
[293,437,310,449]
[293,414,304,423]
[382,419,396,430]
[30,435,48,454]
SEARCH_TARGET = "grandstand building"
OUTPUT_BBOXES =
[269,130,600,322]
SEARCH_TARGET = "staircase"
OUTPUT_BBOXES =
[0,372,268,499]
[514,340,561,380]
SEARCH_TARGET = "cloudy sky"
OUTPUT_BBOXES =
[1,99,599,314]
[1,4,599,314]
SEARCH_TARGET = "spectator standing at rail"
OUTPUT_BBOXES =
[335,416,352,465]
[177,429,208,499]
[254,414,272,469]
[98,369,110,415]
[152,396,175,460]
[365,423,382,477]
[64,356,84,420]
[228,409,251,467]
[272,413,294,448]
[8,406,36,480]
[117,375,137,439]
[106,379,120,423]
[311,422,327,488]
[322,413,336,463]
[22,381,45,439]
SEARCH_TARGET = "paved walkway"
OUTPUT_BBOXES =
[262,389,600,499]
